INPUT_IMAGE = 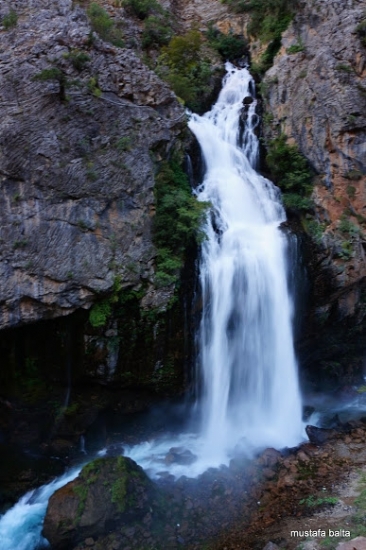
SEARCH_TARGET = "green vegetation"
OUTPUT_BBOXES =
[2,9,17,29]
[115,136,132,151]
[142,14,173,48]
[287,41,304,54]
[32,68,68,101]
[356,19,366,47]
[153,155,208,286]
[299,495,338,508]
[302,219,325,245]
[206,25,247,61]
[63,50,90,71]
[157,30,213,111]
[110,457,128,512]
[222,0,297,74]
[13,239,28,249]
[338,215,360,237]
[346,185,356,199]
[266,134,314,212]
[335,63,353,73]
[344,169,363,181]
[123,0,163,19]
[222,0,294,42]
[87,3,124,47]
[89,299,112,327]
[87,76,102,97]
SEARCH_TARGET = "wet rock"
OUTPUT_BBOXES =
[243,96,254,105]
[306,425,338,445]
[165,447,197,465]
[262,543,280,550]
[43,456,159,549]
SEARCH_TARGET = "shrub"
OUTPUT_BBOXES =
[123,0,163,19]
[153,156,208,286]
[223,0,295,42]
[344,169,363,180]
[206,25,248,61]
[157,30,213,111]
[266,134,313,195]
[142,14,172,48]
[356,19,366,46]
[87,3,124,47]
[287,41,304,54]
[89,300,112,327]
[282,193,313,212]
[338,215,359,237]
[64,50,90,71]
[2,9,17,29]
[335,63,353,73]
[32,68,68,100]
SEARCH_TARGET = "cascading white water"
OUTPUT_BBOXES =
[188,62,304,462]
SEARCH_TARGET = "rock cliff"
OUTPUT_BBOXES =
[0,0,185,329]
[260,0,366,387]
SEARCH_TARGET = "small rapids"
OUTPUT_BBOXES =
[0,467,81,550]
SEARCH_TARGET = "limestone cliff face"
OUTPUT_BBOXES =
[0,0,185,329]
[261,0,366,386]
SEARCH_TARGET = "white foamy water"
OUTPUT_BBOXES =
[188,63,304,464]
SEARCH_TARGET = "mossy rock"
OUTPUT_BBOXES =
[43,456,157,549]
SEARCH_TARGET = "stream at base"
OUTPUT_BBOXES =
[0,63,307,548]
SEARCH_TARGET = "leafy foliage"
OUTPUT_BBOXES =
[142,14,173,48]
[64,50,90,71]
[87,3,124,47]
[153,157,208,286]
[2,9,17,29]
[356,19,366,47]
[89,300,112,327]
[223,0,294,42]
[157,30,213,111]
[287,41,304,54]
[299,495,338,508]
[123,0,163,19]
[206,25,248,61]
[32,68,68,100]
[266,134,313,212]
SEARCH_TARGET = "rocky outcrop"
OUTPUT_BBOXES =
[0,0,185,329]
[260,0,366,387]
[43,456,158,549]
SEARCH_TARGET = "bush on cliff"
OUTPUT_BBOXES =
[266,134,314,211]
[206,25,248,61]
[123,0,163,19]
[153,156,208,286]
[156,30,213,111]
[87,3,124,47]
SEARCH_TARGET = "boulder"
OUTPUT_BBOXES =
[43,456,158,549]
[306,425,338,445]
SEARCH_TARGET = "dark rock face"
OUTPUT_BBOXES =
[0,0,185,329]
[260,0,366,387]
[43,456,157,549]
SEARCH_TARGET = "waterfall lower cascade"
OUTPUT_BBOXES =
[188,62,304,463]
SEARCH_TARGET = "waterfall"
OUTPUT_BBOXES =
[188,62,304,462]
[0,65,306,550]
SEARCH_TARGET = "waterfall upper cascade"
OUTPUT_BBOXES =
[189,62,304,463]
